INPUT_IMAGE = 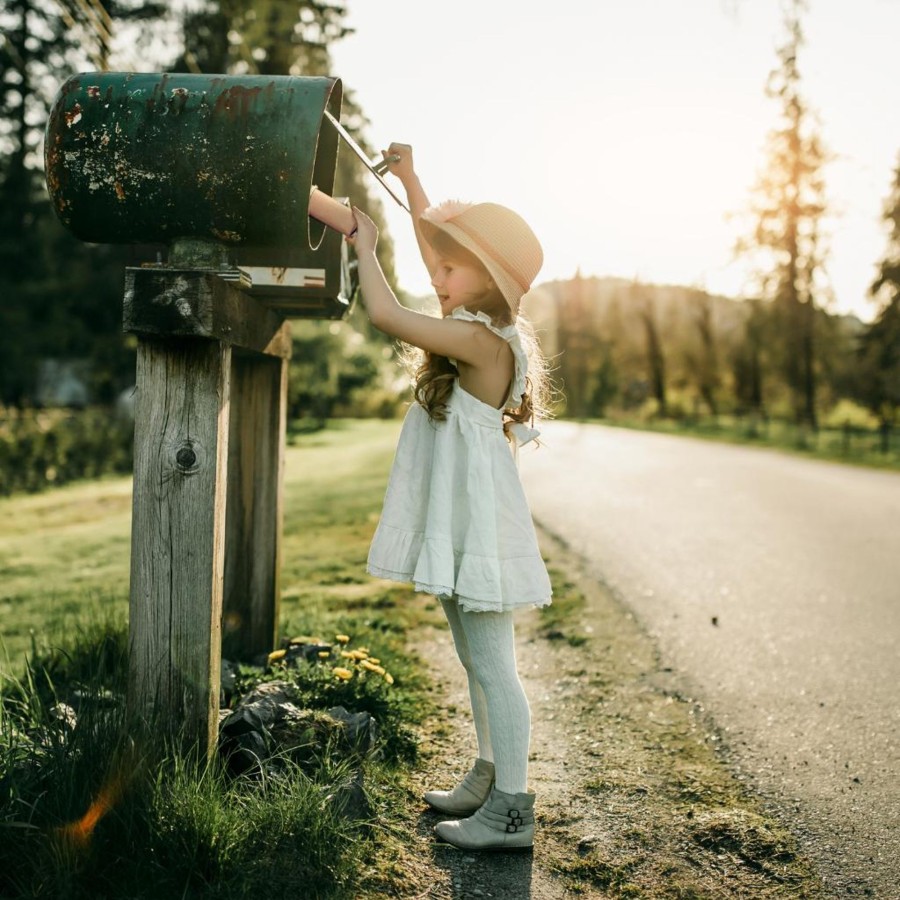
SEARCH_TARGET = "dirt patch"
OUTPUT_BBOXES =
[393,526,824,899]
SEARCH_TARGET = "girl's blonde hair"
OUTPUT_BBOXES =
[400,230,553,441]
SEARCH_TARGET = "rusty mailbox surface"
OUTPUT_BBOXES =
[45,72,353,314]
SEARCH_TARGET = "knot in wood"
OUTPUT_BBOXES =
[174,440,202,474]
[176,446,196,468]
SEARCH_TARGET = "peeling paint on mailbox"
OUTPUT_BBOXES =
[44,72,342,250]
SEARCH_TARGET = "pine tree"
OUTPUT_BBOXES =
[854,153,900,443]
[734,0,830,428]
[0,0,167,406]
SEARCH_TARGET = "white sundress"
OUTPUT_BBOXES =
[366,306,553,614]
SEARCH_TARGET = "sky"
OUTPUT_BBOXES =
[329,0,900,323]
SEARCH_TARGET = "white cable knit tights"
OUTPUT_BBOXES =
[439,596,531,794]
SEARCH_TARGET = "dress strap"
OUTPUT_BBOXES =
[448,306,528,408]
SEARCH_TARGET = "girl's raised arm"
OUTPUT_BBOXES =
[348,207,503,367]
[380,142,438,277]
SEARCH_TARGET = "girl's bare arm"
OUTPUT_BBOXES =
[381,143,438,277]
[350,207,503,366]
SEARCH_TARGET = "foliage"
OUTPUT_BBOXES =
[731,0,831,426]
[1,0,400,419]
[0,404,133,496]
[287,301,407,428]
[0,636,376,898]
[0,0,168,408]
[853,152,900,425]
[0,420,442,898]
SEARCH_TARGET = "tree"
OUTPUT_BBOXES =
[684,289,721,418]
[733,0,830,429]
[854,152,900,440]
[632,282,668,418]
[0,0,398,410]
[0,0,167,406]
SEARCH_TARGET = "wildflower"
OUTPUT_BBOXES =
[267,649,286,663]
[333,667,353,680]
[361,659,386,676]
[384,672,394,685]
[335,634,350,643]
[317,651,330,659]
[290,635,322,644]
[368,657,380,664]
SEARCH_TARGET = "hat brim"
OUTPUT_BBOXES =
[419,217,524,313]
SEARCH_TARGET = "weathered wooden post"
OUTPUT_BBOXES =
[45,72,355,758]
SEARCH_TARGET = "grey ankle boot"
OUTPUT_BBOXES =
[423,757,495,815]
[433,785,535,851]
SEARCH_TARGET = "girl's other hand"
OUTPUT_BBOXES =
[346,207,378,254]
[382,142,414,182]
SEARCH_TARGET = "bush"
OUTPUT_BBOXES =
[0,405,133,496]
[822,399,881,430]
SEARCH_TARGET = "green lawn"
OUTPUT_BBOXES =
[0,418,448,900]
[0,418,408,684]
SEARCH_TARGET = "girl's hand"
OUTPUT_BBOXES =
[346,207,378,255]
[381,142,415,183]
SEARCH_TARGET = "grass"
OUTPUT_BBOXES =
[588,410,900,470]
[0,418,447,899]
[0,416,826,898]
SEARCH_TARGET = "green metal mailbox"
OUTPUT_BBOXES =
[45,71,354,315]
[43,71,363,759]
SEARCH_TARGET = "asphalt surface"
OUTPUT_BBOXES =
[519,421,900,899]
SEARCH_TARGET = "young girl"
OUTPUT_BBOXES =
[346,142,553,853]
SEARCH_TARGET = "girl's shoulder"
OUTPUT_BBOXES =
[448,307,529,406]
[448,306,518,342]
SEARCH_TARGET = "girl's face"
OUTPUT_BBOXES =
[431,256,493,317]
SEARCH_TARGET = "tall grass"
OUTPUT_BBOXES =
[0,419,441,899]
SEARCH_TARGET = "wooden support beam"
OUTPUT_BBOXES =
[127,337,231,758]
[222,350,288,662]
[124,267,292,359]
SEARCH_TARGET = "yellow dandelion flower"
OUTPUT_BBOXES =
[333,667,353,680]
[356,647,370,655]
[368,657,380,664]
[335,634,350,643]
[317,651,330,658]
[340,650,355,659]
[384,672,394,685]
[361,660,386,675]
[267,649,286,663]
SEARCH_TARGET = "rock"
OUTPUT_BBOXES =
[220,658,239,697]
[223,681,298,732]
[49,702,78,732]
[270,708,349,763]
[327,705,380,756]
[218,682,381,777]
[280,639,334,665]
[223,730,269,776]
[324,764,371,823]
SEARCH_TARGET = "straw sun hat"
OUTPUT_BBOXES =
[419,200,543,313]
